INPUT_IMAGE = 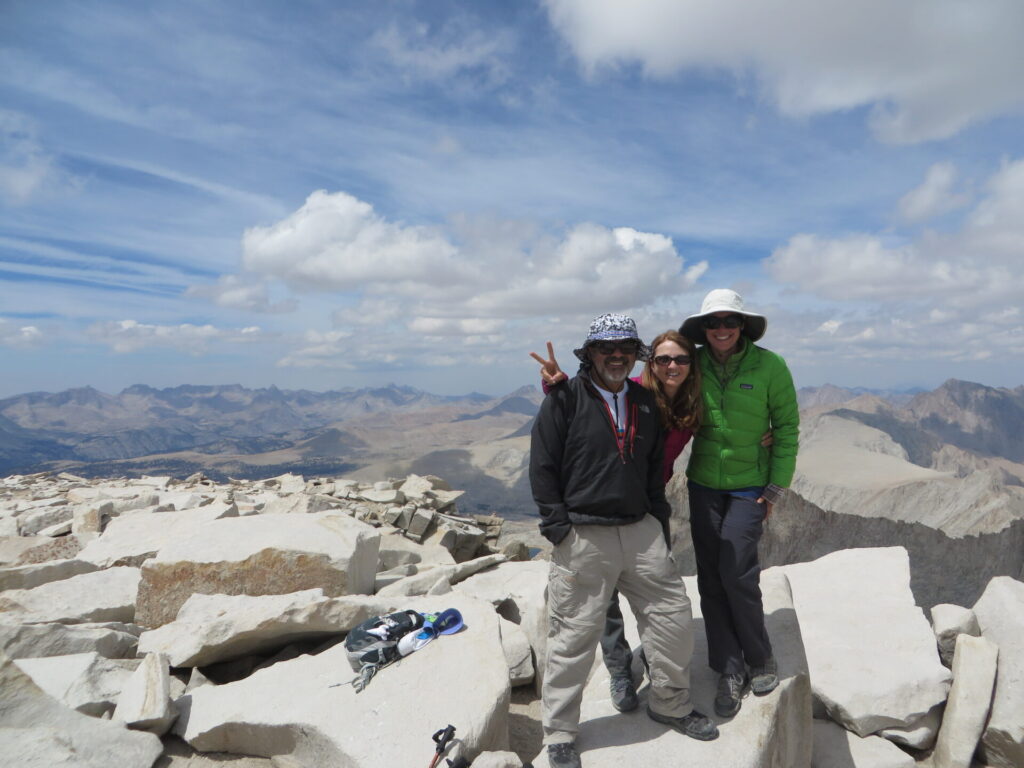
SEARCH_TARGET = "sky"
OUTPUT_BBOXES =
[2,0,1024,398]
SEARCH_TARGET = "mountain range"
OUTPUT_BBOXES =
[3,378,1024,527]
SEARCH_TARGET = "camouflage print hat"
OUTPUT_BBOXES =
[573,313,650,362]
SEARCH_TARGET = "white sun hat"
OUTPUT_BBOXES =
[679,289,767,345]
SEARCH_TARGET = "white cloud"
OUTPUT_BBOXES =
[370,20,512,86]
[898,162,970,223]
[763,157,1024,367]
[542,0,1024,143]
[241,189,705,322]
[0,110,82,204]
[87,319,263,354]
[0,319,45,348]
[186,275,298,314]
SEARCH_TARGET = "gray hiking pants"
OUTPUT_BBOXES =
[542,515,694,744]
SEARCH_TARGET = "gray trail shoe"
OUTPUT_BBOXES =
[647,706,720,741]
[714,672,747,717]
[609,675,638,712]
[547,742,582,768]
[750,657,779,695]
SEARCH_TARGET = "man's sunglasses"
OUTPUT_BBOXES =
[653,354,691,367]
[592,340,640,355]
[701,315,744,330]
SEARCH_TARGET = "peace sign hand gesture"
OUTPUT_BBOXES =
[529,341,568,386]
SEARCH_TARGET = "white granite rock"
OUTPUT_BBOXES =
[472,752,524,768]
[113,652,177,735]
[0,651,163,768]
[0,620,140,659]
[135,512,380,627]
[77,503,239,568]
[0,557,99,591]
[811,719,914,768]
[930,603,981,668]
[377,553,507,597]
[877,702,943,749]
[377,528,456,570]
[138,589,398,667]
[972,576,1024,768]
[14,651,138,716]
[532,569,812,768]
[0,566,141,624]
[17,504,73,535]
[499,615,534,686]
[932,634,998,768]
[175,595,510,766]
[784,547,951,736]
[454,560,549,693]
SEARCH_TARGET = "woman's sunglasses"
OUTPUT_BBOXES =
[701,315,744,330]
[653,355,691,367]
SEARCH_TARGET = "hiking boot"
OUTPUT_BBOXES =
[547,742,582,768]
[609,675,638,712]
[714,672,747,717]
[750,657,779,695]
[647,706,719,741]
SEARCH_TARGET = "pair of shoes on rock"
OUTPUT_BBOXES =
[609,674,638,713]
[714,672,747,718]
[547,742,582,768]
[646,706,719,741]
[750,657,779,696]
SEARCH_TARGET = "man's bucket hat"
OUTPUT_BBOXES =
[573,313,650,362]
[679,289,767,345]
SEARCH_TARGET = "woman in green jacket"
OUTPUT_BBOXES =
[679,289,799,719]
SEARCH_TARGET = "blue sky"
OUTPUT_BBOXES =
[2,0,1024,397]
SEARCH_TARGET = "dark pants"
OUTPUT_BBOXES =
[601,591,632,677]
[688,481,772,675]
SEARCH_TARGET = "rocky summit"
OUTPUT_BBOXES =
[1,470,1022,767]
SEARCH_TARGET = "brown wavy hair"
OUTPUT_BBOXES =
[641,330,701,432]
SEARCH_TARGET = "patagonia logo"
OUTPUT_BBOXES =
[740,383,754,390]
[639,404,650,414]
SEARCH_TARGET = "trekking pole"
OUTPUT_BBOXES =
[428,724,456,768]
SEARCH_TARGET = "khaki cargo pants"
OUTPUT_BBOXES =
[542,514,694,744]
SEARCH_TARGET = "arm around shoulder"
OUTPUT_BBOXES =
[766,353,800,488]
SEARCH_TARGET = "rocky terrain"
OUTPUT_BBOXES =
[2,470,1022,767]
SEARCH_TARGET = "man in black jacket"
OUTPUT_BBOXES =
[530,314,717,768]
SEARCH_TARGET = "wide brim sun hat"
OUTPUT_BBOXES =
[679,289,767,345]
[573,313,651,362]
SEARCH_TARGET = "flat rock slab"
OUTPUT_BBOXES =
[0,652,163,768]
[811,719,914,768]
[972,576,1024,768]
[531,569,812,768]
[176,595,509,767]
[0,566,141,624]
[138,589,400,667]
[0,557,99,591]
[135,513,380,628]
[932,634,998,768]
[14,651,138,716]
[0,620,139,659]
[783,547,951,736]
[77,505,240,568]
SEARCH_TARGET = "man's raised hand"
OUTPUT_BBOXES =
[529,341,568,386]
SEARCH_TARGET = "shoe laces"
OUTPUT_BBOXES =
[719,673,745,697]
[610,676,633,694]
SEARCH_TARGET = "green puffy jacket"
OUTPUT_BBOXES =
[686,339,799,490]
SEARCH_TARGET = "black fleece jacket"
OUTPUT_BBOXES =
[529,370,670,545]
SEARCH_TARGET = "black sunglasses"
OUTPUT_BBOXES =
[701,315,744,330]
[592,340,640,355]
[653,354,691,366]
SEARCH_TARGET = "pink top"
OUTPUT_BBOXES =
[542,374,692,483]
